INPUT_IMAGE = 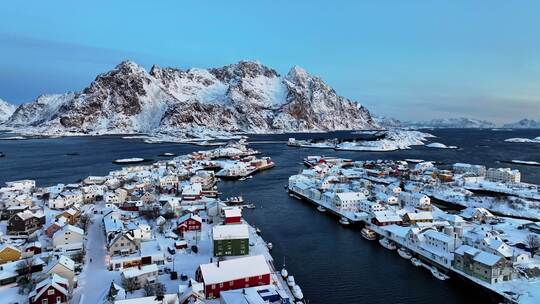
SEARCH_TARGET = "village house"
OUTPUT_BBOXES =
[46,255,76,288]
[399,191,431,210]
[46,218,67,238]
[403,211,434,225]
[453,245,514,284]
[195,255,271,299]
[81,184,106,203]
[371,211,402,226]
[5,179,36,192]
[105,188,128,205]
[120,264,159,287]
[53,224,85,254]
[453,163,487,176]
[223,207,242,224]
[25,241,43,255]
[359,200,386,214]
[0,245,21,264]
[48,190,83,210]
[0,204,29,220]
[28,274,69,304]
[333,192,365,212]
[55,207,80,225]
[486,168,521,183]
[108,231,140,257]
[182,183,203,200]
[7,209,45,235]
[177,213,203,234]
[0,257,45,286]
[212,224,249,257]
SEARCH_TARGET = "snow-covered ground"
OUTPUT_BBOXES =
[505,137,540,143]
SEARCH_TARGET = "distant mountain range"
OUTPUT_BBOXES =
[0,98,16,123]
[503,119,540,129]
[0,60,377,137]
[375,116,540,129]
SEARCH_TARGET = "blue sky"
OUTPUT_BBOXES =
[1,1,539,123]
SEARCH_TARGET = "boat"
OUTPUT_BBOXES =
[255,228,261,235]
[245,203,256,209]
[411,258,422,267]
[292,285,304,300]
[267,242,273,250]
[361,228,377,241]
[0,152,5,158]
[379,238,397,250]
[317,206,326,212]
[113,157,152,164]
[225,196,244,204]
[287,276,295,287]
[397,247,412,260]
[239,177,247,181]
[430,267,450,280]
[281,267,288,279]
[339,217,350,226]
[159,152,176,157]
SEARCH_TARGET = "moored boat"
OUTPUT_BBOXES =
[430,267,450,280]
[317,205,326,212]
[361,228,377,241]
[267,242,273,250]
[281,268,288,279]
[113,157,152,164]
[287,276,295,287]
[411,258,422,267]
[397,247,412,259]
[379,238,397,250]
[339,217,350,226]
[292,285,304,300]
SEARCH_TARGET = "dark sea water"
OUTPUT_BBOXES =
[1,129,539,303]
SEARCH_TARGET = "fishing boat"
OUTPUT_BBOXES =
[239,177,247,181]
[397,247,412,260]
[113,157,152,164]
[245,203,256,209]
[225,196,244,204]
[267,242,273,250]
[158,152,176,157]
[379,238,397,250]
[281,267,288,279]
[339,217,350,226]
[255,228,261,235]
[411,258,422,267]
[361,228,377,241]
[292,285,304,300]
[431,267,450,280]
[287,276,295,287]
[317,206,327,212]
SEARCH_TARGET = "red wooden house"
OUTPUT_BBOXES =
[25,241,42,255]
[196,255,271,299]
[177,213,202,234]
[29,274,69,304]
[223,207,242,224]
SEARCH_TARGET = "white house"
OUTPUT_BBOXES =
[49,190,83,210]
[453,163,486,176]
[399,191,431,210]
[333,192,365,212]
[486,168,521,183]
[121,264,159,286]
[46,255,76,287]
[53,224,85,253]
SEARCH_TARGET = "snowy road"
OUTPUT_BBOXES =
[73,206,121,304]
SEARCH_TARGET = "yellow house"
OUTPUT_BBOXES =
[55,208,80,225]
[0,245,22,264]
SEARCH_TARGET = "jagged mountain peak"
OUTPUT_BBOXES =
[5,60,378,136]
[209,60,279,82]
[0,98,17,123]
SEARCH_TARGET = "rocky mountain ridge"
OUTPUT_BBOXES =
[3,60,377,137]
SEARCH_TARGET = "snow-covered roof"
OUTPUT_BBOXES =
[373,211,402,223]
[140,240,163,257]
[423,230,453,244]
[335,192,365,201]
[474,251,502,266]
[224,207,242,218]
[121,264,159,279]
[405,211,433,221]
[178,213,202,224]
[55,255,75,272]
[455,244,481,256]
[198,255,270,285]
[212,224,249,240]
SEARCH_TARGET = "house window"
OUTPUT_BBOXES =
[42,299,48,304]
[48,289,55,295]
[56,296,62,303]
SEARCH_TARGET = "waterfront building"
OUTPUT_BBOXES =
[0,245,21,264]
[333,192,365,212]
[212,224,249,257]
[196,255,271,299]
[453,163,487,176]
[403,211,433,224]
[453,245,514,284]
[486,168,521,183]
[371,210,402,226]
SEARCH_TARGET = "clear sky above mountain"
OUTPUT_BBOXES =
[1,1,539,123]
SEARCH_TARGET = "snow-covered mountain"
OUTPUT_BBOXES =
[372,115,402,128]
[0,98,16,123]
[4,60,377,137]
[402,117,496,129]
[503,119,540,129]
